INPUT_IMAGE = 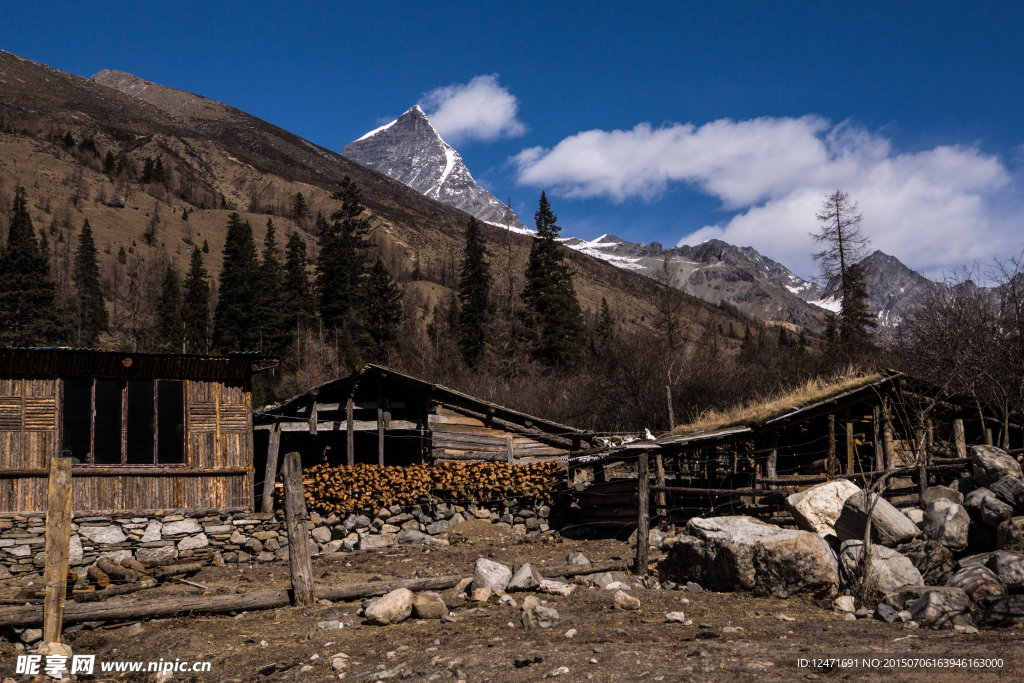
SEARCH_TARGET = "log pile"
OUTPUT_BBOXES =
[282,462,564,516]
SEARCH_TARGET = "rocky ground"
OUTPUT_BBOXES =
[2,520,1021,683]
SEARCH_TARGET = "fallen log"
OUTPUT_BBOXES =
[153,562,205,580]
[86,566,109,589]
[72,578,158,603]
[97,558,138,584]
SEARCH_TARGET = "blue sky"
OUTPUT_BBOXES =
[3,1,1023,278]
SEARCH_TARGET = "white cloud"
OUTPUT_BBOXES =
[419,74,527,145]
[512,116,1017,278]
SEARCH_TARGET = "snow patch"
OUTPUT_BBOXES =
[356,118,398,141]
[809,297,842,314]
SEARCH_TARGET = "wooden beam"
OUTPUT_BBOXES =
[377,386,385,466]
[0,467,252,477]
[873,407,884,471]
[439,403,579,450]
[43,457,72,644]
[883,396,895,470]
[346,398,354,467]
[255,420,418,432]
[635,453,649,577]
[506,433,514,464]
[281,452,314,607]
[846,420,855,475]
[654,453,667,517]
[827,414,836,478]
[308,390,318,435]
[260,424,281,514]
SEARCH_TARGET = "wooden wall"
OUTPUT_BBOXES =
[0,377,252,513]
[429,406,567,463]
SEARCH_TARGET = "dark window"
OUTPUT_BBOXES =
[157,381,185,464]
[61,378,187,466]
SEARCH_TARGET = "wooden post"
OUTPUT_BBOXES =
[986,428,994,446]
[873,407,884,471]
[346,398,354,466]
[827,414,836,478]
[308,390,318,435]
[654,453,667,520]
[506,433,514,464]
[377,387,385,466]
[953,419,967,459]
[916,426,928,502]
[281,452,314,607]
[635,453,649,577]
[43,457,73,644]
[260,423,281,513]
[766,432,778,490]
[665,385,675,431]
[846,421,855,475]
[883,397,895,470]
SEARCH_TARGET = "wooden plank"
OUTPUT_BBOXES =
[883,396,895,470]
[635,453,649,576]
[506,433,514,464]
[43,457,72,644]
[439,403,578,450]
[846,420,854,475]
[377,387,384,466]
[281,452,314,607]
[309,390,318,436]
[428,413,486,427]
[654,453,666,517]
[260,424,281,513]
[346,398,354,467]
[0,467,250,477]
[827,414,836,477]
[257,420,417,432]
[873,407,884,471]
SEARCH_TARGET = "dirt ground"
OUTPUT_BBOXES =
[2,521,1023,682]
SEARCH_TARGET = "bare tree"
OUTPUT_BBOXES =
[811,190,871,299]
[651,253,687,352]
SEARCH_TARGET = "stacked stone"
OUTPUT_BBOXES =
[0,500,556,579]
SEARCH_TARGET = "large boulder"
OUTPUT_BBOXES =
[908,587,973,628]
[971,445,1022,487]
[658,516,838,599]
[895,539,955,586]
[364,588,414,625]
[922,499,970,550]
[835,491,920,547]
[986,551,1024,592]
[508,564,544,591]
[411,592,448,619]
[990,475,1024,510]
[884,585,938,611]
[964,488,1020,527]
[978,595,1024,625]
[997,517,1024,551]
[922,485,964,506]
[945,565,1005,602]
[785,479,862,539]
[473,558,512,593]
[839,541,922,598]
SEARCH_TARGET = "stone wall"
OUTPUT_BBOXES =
[0,500,556,581]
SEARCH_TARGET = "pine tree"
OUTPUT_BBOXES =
[157,262,183,351]
[521,192,587,370]
[153,157,166,183]
[202,239,209,253]
[838,263,876,351]
[117,245,128,264]
[293,192,307,220]
[457,217,492,368]
[282,231,316,336]
[73,219,107,345]
[63,132,75,148]
[103,150,115,175]
[213,213,260,351]
[141,157,154,184]
[317,176,370,331]
[0,188,70,345]
[182,248,211,354]
[252,219,287,353]
[361,258,404,363]
[597,297,614,339]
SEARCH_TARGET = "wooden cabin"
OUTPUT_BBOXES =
[253,364,589,510]
[567,371,990,531]
[0,348,277,514]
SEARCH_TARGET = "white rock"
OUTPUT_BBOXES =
[605,581,628,590]
[140,520,163,542]
[613,590,640,610]
[473,557,512,592]
[539,580,575,596]
[833,595,855,612]
[665,611,686,623]
[508,563,544,591]
[161,519,203,536]
[68,535,83,565]
[177,533,208,551]
[786,479,862,538]
[78,525,127,545]
[365,588,413,625]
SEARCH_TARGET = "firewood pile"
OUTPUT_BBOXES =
[283,462,565,516]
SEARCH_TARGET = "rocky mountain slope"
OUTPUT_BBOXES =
[343,106,528,232]
[0,49,747,350]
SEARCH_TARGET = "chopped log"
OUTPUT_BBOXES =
[97,558,138,584]
[72,578,158,603]
[119,558,149,575]
[86,566,109,589]
[153,562,205,580]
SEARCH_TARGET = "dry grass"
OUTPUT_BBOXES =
[668,371,887,436]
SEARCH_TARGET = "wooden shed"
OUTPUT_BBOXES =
[253,364,589,510]
[0,348,278,514]
[567,371,989,531]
